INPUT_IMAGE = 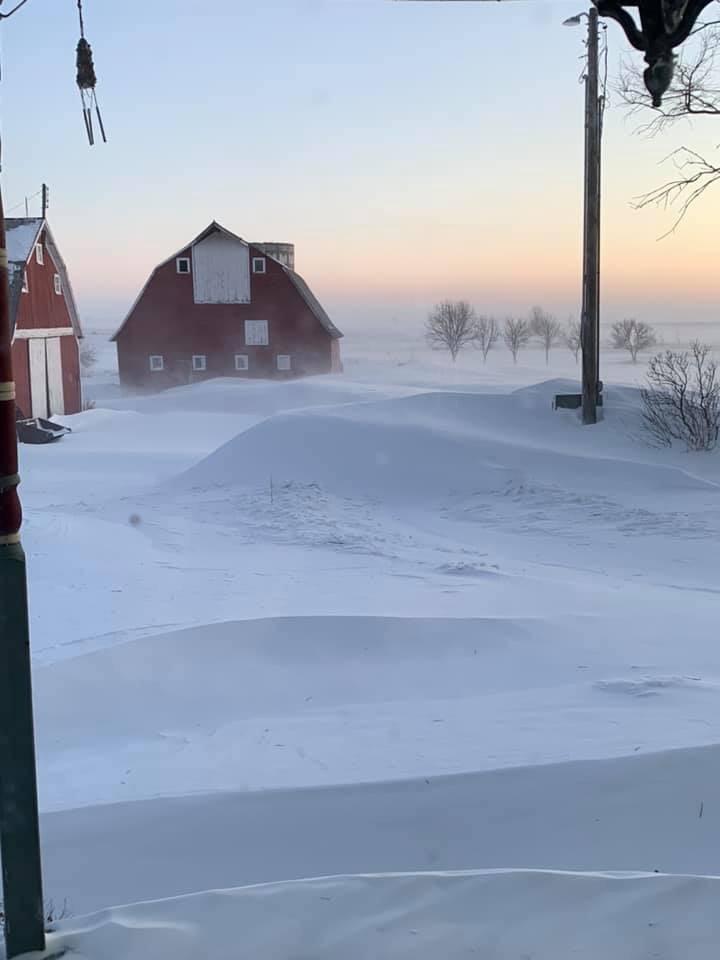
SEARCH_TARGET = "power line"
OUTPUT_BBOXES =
[5,189,41,215]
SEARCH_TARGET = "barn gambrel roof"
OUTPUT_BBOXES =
[282,267,342,338]
[111,221,341,341]
[6,217,83,339]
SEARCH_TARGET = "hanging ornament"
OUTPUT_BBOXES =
[76,0,106,145]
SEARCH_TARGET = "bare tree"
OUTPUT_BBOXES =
[503,317,531,364]
[80,343,97,370]
[641,341,720,450]
[618,16,720,230]
[611,318,657,363]
[529,306,562,365]
[425,300,477,362]
[564,319,582,364]
[475,315,499,363]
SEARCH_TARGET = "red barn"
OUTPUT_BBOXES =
[112,222,342,389]
[8,218,83,418]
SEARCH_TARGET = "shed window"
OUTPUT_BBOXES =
[252,257,266,275]
[176,257,191,275]
[149,355,164,372]
[245,319,269,346]
[235,354,249,371]
[277,355,291,372]
[53,274,62,295]
[35,243,44,265]
[192,354,207,372]
[21,270,29,293]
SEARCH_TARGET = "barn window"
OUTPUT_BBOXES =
[21,270,29,293]
[252,257,266,275]
[53,274,62,295]
[235,354,249,371]
[192,354,207,372]
[35,243,44,265]
[245,319,268,346]
[176,257,191,275]
[149,355,164,371]
[277,355,291,372]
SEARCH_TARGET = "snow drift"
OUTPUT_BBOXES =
[17,356,720,957]
[38,743,720,916]
[37,870,720,960]
[176,386,718,507]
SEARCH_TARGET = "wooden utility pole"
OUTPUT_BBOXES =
[581,5,601,425]
[41,183,49,219]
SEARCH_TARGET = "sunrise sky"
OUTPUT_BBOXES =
[1,0,717,333]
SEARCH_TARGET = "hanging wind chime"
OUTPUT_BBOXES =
[76,0,106,145]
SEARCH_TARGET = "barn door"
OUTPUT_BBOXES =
[46,338,65,416]
[28,338,48,419]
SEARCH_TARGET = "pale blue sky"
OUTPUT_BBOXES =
[1,0,717,333]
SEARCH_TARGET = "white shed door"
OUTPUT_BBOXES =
[46,337,65,416]
[28,338,48,419]
[192,232,250,304]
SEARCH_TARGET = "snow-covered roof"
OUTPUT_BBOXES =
[6,217,43,265]
[5,218,83,339]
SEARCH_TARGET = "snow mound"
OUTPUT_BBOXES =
[35,616,563,809]
[40,870,720,960]
[174,389,717,508]
[102,374,413,416]
[595,676,720,697]
[176,392,522,504]
[511,378,644,409]
[40,613,720,813]
[37,744,720,916]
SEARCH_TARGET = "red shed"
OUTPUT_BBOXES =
[112,222,343,389]
[8,218,83,418]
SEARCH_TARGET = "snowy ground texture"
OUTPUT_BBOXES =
[10,329,720,957]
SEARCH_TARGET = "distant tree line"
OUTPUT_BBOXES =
[424,301,718,452]
[424,301,658,366]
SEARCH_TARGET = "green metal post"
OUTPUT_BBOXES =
[0,174,46,956]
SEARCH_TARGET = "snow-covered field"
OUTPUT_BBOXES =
[13,328,720,957]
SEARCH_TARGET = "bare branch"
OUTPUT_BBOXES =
[633,146,720,236]
[690,18,720,37]
[616,7,720,230]
[641,342,720,451]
